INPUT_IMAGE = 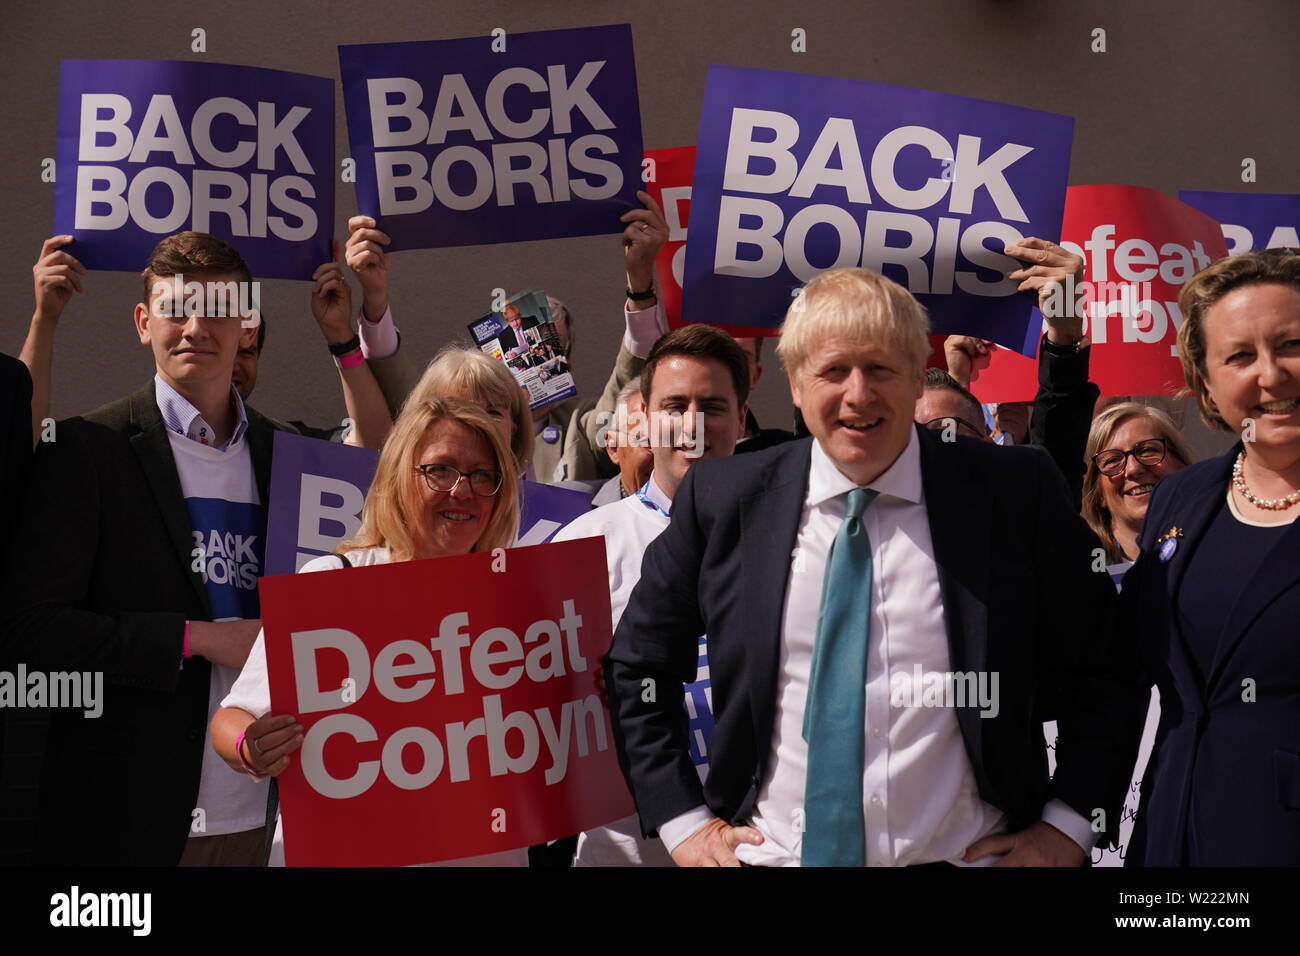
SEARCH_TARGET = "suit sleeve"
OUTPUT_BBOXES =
[1028,337,1099,510]
[1,354,33,506]
[1032,449,1147,847]
[0,422,185,693]
[605,465,709,836]
[1115,474,1176,688]
[576,344,645,476]
[366,346,415,420]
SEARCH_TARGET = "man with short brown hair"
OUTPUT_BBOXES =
[0,232,297,865]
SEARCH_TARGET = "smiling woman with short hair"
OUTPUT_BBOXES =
[1122,247,1300,866]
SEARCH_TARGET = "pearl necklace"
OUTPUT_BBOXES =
[1232,452,1300,510]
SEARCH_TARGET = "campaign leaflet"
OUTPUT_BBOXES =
[467,289,577,412]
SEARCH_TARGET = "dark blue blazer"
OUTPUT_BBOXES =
[607,428,1146,848]
[1124,445,1300,866]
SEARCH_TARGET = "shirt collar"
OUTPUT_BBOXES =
[643,471,674,515]
[153,373,248,450]
[807,424,923,508]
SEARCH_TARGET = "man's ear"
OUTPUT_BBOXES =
[738,401,750,432]
[239,314,260,350]
[133,302,152,346]
[787,369,803,409]
[751,362,764,389]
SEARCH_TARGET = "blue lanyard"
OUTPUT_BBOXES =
[635,481,671,519]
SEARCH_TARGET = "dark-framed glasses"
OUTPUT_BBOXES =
[923,416,987,439]
[414,464,503,497]
[1092,437,1168,477]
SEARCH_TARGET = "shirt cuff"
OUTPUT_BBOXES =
[658,805,716,855]
[623,303,668,359]
[357,305,399,360]
[1041,798,1097,851]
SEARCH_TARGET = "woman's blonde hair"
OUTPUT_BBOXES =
[1177,247,1300,431]
[1081,402,1193,563]
[776,268,931,377]
[407,345,534,473]
[341,397,520,561]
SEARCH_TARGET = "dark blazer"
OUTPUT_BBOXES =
[733,409,796,457]
[498,315,540,354]
[607,427,1146,849]
[1123,446,1300,866]
[0,354,35,863]
[0,382,295,865]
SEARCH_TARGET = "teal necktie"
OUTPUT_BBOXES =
[801,487,878,867]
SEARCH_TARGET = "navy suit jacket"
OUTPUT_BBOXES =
[607,428,1146,849]
[1123,446,1300,866]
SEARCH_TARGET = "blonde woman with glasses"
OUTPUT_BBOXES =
[210,397,523,866]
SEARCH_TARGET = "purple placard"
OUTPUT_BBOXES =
[516,482,593,546]
[1178,190,1300,255]
[338,25,643,251]
[266,433,380,576]
[54,60,333,281]
[266,431,593,574]
[681,66,1075,354]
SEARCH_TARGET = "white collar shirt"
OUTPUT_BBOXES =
[735,427,1009,866]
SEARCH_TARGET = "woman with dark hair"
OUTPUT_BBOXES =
[1123,248,1300,866]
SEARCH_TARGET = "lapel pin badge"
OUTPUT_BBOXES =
[1156,526,1183,563]
[541,424,561,444]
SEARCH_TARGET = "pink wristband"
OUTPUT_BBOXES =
[182,621,192,659]
[335,348,365,370]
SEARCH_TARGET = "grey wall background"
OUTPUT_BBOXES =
[3,0,1297,456]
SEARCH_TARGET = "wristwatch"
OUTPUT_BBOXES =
[327,333,362,356]
[626,286,656,302]
[1041,333,1090,354]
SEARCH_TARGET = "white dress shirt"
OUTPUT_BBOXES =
[662,428,1092,865]
[553,474,682,866]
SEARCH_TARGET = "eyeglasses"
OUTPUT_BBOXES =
[414,464,503,497]
[1092,438,1169,477]
[923,416,987,439]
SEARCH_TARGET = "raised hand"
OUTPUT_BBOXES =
[344,215,391,322]
[621,190,669,296]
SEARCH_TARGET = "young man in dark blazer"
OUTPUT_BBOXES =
[606,267,1147,867]
[0,233,297,865]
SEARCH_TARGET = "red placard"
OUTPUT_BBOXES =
[952,185,1229,402]
[260,537,633,866]
[644,145,777,337]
